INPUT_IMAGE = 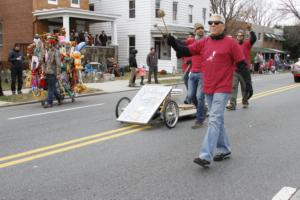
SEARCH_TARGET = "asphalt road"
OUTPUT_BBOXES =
[0,73,299,200]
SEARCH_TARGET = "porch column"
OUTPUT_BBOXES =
[111,20,118,45]
[63,15,70,41]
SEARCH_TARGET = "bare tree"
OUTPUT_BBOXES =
[279,0,300,21]
[247,0,281,27]
[210,0,251,26]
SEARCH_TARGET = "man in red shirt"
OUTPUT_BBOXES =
[181,33,194,104]
[167,14,253,167]
[227,24,256,110]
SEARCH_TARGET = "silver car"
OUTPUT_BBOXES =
[291,60,300,82]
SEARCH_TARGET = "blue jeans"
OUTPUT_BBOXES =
[187,72,205,122]
[46,74,60,104]
[199,93,231,161]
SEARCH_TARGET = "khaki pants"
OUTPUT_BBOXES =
[129,67,137,86]
[228,72,246,107]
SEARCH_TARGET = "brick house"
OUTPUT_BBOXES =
[0,0,119,68]
[226,20,287,60]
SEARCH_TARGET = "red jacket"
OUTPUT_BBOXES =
[181,38,194,72]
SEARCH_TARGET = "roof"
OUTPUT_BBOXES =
[264,33,286,41]
[252,47,288,54]
[33,7,120,22]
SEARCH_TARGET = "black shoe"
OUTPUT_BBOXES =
[191,121,204,129]
[155,82,160,84]
[193,158,210,168]
[17,90,22,94]
[12,91,16,95]
[57,98,62,105]
[184,100,189,104]
[226,104,236,111]
[213,152,231,161]
[44,103,53,108]
[0,93,4,96]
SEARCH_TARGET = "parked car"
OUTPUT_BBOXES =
[291,60,300,82]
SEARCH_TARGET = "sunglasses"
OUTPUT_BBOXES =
[208,21,223,25]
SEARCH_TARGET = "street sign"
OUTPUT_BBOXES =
[117,85,172,124]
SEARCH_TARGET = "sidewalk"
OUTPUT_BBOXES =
[0,76,182,107]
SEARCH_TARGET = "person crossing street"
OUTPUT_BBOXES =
[166,14,253,168]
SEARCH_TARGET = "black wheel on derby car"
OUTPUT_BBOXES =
[115,97,131,118]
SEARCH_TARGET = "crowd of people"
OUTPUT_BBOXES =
[70,30,109,47]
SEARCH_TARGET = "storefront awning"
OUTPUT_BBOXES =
[264,33,286,41]
[253,47,288,54]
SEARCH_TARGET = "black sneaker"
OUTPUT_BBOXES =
[226,104,236,111]
[191,121,204,129]
[193,158,210,168]
[17,90,22,94]
[44,103,53,108]
[213,152,231,161]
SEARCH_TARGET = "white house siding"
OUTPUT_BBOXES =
[90,0,210,73]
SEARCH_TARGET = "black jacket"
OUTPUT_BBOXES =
[8,49,23,69]
[129,50,138,68]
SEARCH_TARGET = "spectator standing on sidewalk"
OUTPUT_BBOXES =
[138,65,146,85]
[8,44,24,95]
[128,49,138,87]
[167,14,253,168]
[146,47,159,84]
[226,24,256,111]
[0,73,3,96]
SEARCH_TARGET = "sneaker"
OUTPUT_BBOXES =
[193,158,210,168]
[17,90,22,94]
[12,91,16,95]
[226,104,236,111]
[57,98,62,105]
[191,121,204,129]
[242,104,249,109]
[213,152,231,161]
[155,81,160,84]
[43,103,53,108]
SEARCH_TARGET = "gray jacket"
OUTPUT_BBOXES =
[146,52,158,68]
[44,49,61,75]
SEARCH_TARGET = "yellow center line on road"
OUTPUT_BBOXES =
[0,125,139,163]
[1,84,299,169]
[0,126,150,169]
[237,84,300,103]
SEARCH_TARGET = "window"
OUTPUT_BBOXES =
[0,22,2,45]
[189,5,193,23]
[129,36,135,56]
[154,37,171,60]
[129,0,135,18]
[173,2,178,21]
[89,3,94,11]
[48,0,57,5]
[71,0,80,7]
[155,0,161,18]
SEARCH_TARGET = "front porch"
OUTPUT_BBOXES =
[33,8,119,45]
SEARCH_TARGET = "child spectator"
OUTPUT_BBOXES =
[138,65,146,85]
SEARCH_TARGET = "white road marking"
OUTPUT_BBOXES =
[272,186,297,200]
[8,103,105,120]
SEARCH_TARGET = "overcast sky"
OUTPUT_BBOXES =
[268,0,300,26]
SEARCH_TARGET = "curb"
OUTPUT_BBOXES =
[0,82,184,108]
